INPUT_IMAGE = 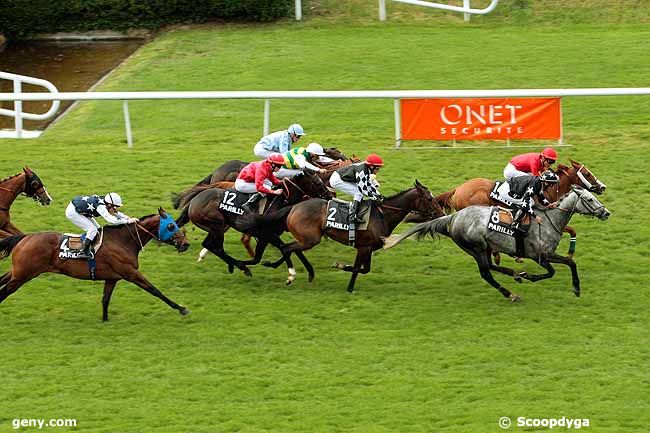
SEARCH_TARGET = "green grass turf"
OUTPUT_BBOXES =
[1,6,649,433]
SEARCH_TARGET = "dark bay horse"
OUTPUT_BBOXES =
[0,167,52,238]
[251,180,446,292]
[175,173,332,281]
[430,159,606,259]
[385,187,610,301]
[0,208,190,321]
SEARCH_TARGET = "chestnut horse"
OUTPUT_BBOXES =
[0,167,52,238]
[0,208,190,321]
[433,159,606,258]
[247,180,446,292]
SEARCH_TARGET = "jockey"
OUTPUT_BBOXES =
[506,170,560,231]
[275,142,329,179]
[236,153,285,212]
[503,147,558,180]
[253,124,306,159]
[329,153,384,224]
[65,192,138,258]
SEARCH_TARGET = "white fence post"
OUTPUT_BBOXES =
[394,98,401,148]
[295,0,302,20]
[13,79,23,139]
[263,99,271,136]
[464,0,470,22]
[379,0,387,21]
[123,100,133,148]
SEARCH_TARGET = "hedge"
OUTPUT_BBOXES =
[0,0,293,39]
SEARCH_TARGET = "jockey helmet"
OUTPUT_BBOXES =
[104,192,123,207]
[306,142,325,156]
[267,153,285,166]
[540,170,559,183]
[541,147,558,161]
[287,124,306,136]
[365,154,384,167]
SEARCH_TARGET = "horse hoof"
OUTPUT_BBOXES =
[180,307,191,316]
[242,268,252,277]
[286,279,293,286]
[308,274,315,283]
[515,257,524,263]
[518,271,528,278]
[332,262,344,269]
[513,276,522,284]
[262,261,272,267]
[509,294,522,302]
[573,290,581,298]
[228,264,234,274]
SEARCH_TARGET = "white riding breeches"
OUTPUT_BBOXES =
[330,171,363,201]
[253,143,276,159]
[503,163,530,180]
[65,202,100,240]
[275,168,303,179]
[235,178,273,194]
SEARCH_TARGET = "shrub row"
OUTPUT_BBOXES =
[0,0,293,39]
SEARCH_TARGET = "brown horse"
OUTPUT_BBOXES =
[175,173,332,281]
[0,167,52,238]
[250,180,446,292]
[0,208,190,321]
[430,159,606,259]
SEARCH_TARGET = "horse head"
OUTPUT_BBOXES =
[567,159,607,194]
[559,187,610,220]
[23,167,52,206]
[283,172,332,204]
[157,207,190,252]
[412,179,446,220]
[323,147,348,161]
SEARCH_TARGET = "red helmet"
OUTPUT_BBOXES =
[365,154,384,167]
[266,153,285,166]
[541,147,558,161]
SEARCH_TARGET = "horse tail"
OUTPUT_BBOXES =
[171,173,215,209]
[383,215,453,249]
[0,234,26,260]
[197,173,213,186]
[176,202,191,228]
[175,184,220,210]
[435,189,455,213]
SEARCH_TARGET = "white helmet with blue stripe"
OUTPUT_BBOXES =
[288,124,306,136]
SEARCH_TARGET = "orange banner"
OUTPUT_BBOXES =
[401,98,562,140]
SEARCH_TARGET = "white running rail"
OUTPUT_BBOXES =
[0,71,60,138]
[379,0,498,21]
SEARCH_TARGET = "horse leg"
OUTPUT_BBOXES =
[3,222,24,236]
[487,251,522,281]
[124,270,190,316]
[564,226,577,258]
[102,280,118,322]
[516,260,556,283]
[242,233,256,258]
[0,272,11,289]
[294,251,315,283]
[547,253,580,297]
[332,248,372,293]
[202,232,252,277]
[0,277,29,304]
[461,243,519,301]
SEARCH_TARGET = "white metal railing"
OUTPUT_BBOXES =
[0,71,60,138]
[381,0,499,21]
[2,88,650,147]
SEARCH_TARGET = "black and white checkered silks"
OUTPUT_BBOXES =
[355,170,380,199]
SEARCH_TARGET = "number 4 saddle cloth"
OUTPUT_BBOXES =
[58,230,105,259]
[324,199,372,231]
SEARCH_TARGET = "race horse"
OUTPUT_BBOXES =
[247,180,446,292]
[432,159,606,259]
[0,208,190,321]
[384,187,610,301]
[0,167,52,238]
[175,173,332,282]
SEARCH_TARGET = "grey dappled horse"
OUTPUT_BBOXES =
[384,187,610,301]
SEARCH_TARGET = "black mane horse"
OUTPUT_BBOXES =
[0,167,52,238]
[175,173,332,281]
[0,208,189,321]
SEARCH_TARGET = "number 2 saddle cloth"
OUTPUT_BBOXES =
[324,199,372,231]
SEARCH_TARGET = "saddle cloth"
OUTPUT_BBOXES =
[489,181,525,208]
[58,229,104,259]
[324,199,371,231]
[487,207,530,237]
[218,190,268,215]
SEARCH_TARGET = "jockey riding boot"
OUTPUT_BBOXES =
[242,192,263,212]
[81,237,94,259]
[511,208,525,232]
[349,199,364,224]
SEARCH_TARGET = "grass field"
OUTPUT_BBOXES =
[1,2,649,432]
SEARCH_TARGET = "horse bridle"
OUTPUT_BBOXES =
[559,165,604,193]
[127,221,184,250]
[380,190,438,219]
[546,189,606,234]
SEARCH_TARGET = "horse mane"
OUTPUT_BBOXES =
[102,214,157,232]
[385,187,414,201]
[0,172,23,184]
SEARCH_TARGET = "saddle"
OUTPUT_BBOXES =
[218,190,268,215]
[487,207,530,258]
[58,230,104,260]
[324,199,372,231]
